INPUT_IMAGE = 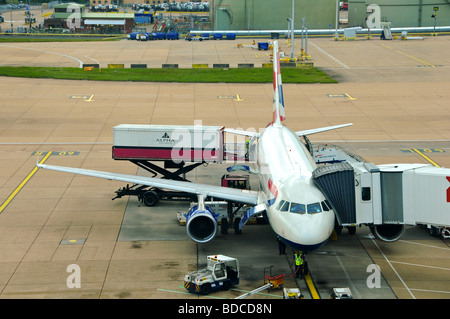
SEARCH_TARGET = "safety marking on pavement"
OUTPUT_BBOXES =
[217,94,244,101]
[32,151,80,156]
[418,64,443,68]
[412,148,441,167]
[394,49,434,67]
[380,43,438,68]
[0,151,53,215]
[327,93,357,100]
[402,148,442,167]
[60,239,86,245]
[310,41,350,69]
[401,148,445,154]
[70,95,94,102]
[304,273,321,299]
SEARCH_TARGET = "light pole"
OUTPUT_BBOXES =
[288,0,295,60]
[335,0,339,40]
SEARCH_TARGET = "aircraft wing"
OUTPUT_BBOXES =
[37,163,259,206]
[295,123,353,137]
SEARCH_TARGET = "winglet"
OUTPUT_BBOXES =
[272,41,286,126]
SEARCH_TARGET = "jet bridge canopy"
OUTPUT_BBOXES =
[312,162,356,226]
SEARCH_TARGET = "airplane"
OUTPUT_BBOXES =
[37,41,353,253]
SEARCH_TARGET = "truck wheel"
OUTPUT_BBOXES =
[200,283,211,295]
[347,226,356,235]
[142,191,159,207]
[429,226,439,237]
[222,281,231,291]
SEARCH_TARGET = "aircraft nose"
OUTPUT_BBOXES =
[291,212,334,245]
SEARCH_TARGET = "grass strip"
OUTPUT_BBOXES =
[0,66,337,83]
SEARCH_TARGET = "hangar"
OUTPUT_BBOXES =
[209,0,450,31]
[348,0,450,28]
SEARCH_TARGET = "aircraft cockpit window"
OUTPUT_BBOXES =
[280,201,290,212]
[290,202,306,214]
[276,200,286,210]
[307,202,322,214]
[321,201,330,212]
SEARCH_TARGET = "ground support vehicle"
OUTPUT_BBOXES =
[111,124,224,206]
[283,288,304,299]
[184,255,239,295]
[331,288,353,299]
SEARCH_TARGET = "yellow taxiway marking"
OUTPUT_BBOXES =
[217,94,244,101]
[304,273,321,299]
[327,93,357,100]
[380,43,435,67]
[412,148,441,167]
[344,93,357,100]
[395,50,435,67]
[0,151,52,214]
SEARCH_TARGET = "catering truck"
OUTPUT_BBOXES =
[111,124,227,206]
[112,124,225,163]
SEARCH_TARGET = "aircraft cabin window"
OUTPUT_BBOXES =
[307,202,322,214]
[290,202,306,214]
[321,201,330,211]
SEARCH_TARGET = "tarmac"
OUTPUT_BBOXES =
[0,33,449,300]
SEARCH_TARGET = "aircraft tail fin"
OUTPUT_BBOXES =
[272,41,286,126]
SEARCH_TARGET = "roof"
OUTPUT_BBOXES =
[84,19,125,26]
[55,2,85,9]
[82,12,134,19]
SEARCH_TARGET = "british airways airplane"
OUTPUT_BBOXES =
[37,41,352,252]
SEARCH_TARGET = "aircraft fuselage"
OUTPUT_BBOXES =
[252,124,335,252]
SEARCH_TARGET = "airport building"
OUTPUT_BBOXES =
[44,2,135,32]
[209,0,450,30]
[210,0,336,30]
[348,0,450,28]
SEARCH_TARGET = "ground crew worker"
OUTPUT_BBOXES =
[294,251,304,279]
[277,236,286,255]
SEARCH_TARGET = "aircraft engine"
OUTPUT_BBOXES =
[370,224,404,243]
[185,205,218,244]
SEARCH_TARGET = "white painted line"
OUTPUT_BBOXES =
[309,41,350,69]
[370,237,416,299]
[390,260,450,272]
[0,44,84,68]
[399,240,450,251]
[409,288,450,295]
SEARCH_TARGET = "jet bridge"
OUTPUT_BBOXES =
[311,145,450,241]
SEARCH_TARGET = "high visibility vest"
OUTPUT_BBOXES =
[295,253,303,266]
